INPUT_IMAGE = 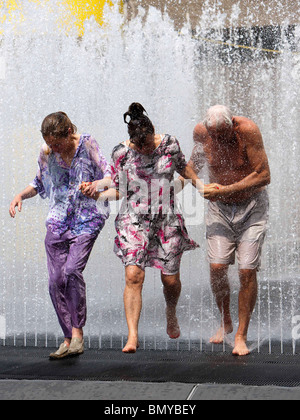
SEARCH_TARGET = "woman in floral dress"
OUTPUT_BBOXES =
[97,103,202,353]
[9,112,111,359]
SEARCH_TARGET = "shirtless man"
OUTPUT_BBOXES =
[187,105,271,356]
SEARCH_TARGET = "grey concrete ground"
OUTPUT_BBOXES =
[1,380,300,400]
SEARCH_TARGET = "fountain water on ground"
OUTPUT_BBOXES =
[0,0,300,353]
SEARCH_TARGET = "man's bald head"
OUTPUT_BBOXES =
[203,105,233,131]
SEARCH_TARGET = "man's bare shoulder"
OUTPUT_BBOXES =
[235,116,266,154]
[193,123,208,143]
[234,116,260,135]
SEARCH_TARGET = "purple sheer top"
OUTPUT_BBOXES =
[31,134,111,236]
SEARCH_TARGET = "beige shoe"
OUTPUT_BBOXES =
[49,343,70,360]
[68,337,84,356]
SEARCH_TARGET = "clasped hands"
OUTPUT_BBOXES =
[201,183,224,201]
[79,181,100,200]
[79,180,224,202]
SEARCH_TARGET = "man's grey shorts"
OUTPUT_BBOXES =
[206,189,269,270]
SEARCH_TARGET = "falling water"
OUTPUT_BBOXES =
[0,0,300,353]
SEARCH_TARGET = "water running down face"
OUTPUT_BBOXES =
[207,120,235,143]
[204,105,234,144]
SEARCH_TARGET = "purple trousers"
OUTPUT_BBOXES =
[45,229,98,338]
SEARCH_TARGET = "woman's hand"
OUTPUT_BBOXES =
[9,186,38,217]
[9,194,23,218]
[203,183,223,201]
[79,181,100,201]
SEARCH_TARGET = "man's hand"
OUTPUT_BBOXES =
[203,183,223,201]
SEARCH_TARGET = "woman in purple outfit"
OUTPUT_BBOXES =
[95,103,202,353]
[9,112,111,359]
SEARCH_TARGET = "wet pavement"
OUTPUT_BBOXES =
[0,344,300,400]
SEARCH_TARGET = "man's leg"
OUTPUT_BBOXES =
[233,190,268,355]
[210,263,233,344]
[233,268,258,356]
[123,265,145,353]
[161,272,181,339]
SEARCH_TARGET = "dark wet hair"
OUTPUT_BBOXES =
[124,103,154,148]
[41,112,77,139]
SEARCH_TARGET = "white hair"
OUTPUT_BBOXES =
[203,105,233,130]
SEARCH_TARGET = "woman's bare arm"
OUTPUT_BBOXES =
[9,185,38,218]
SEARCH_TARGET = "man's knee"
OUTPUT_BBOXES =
[239,268,257,287]
[210,263,229,277]
[239,268,257,277]
[161,272,181,289]
[210,264,229,296]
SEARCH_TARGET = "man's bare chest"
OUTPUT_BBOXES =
[203,140,249,171]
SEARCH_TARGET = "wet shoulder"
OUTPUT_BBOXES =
[163,134,180,150]
[193,123,209,144]
[78,134,100,160]
[81,133,92,140]
[235,117,262,147]
[111,142,127,161]
[39,143,51,164]
[81,133,94,148]
[235,116,259,134]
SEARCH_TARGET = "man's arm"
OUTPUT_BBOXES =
[190,124,207,175]
[175,124,207,193]
[204,123,271,200]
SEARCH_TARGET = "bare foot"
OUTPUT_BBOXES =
[232,335,250,356]
[210,324,233,344]
[166,309,181,339]
[122,336,139,353]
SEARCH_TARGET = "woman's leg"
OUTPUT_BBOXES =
[64,234,98,340]
[123,265,145,353]
[45,230,72,344]
[161,272,181,339]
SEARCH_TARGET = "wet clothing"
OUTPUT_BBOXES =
[31,134,110,336]
[45,229,97,338]
[31,134,110,236]
[206,189,269,270]
[111,135,199,274]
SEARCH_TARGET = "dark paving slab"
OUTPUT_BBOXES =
[0,342,300,388]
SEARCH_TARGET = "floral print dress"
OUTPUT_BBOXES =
[111,134,199,275]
